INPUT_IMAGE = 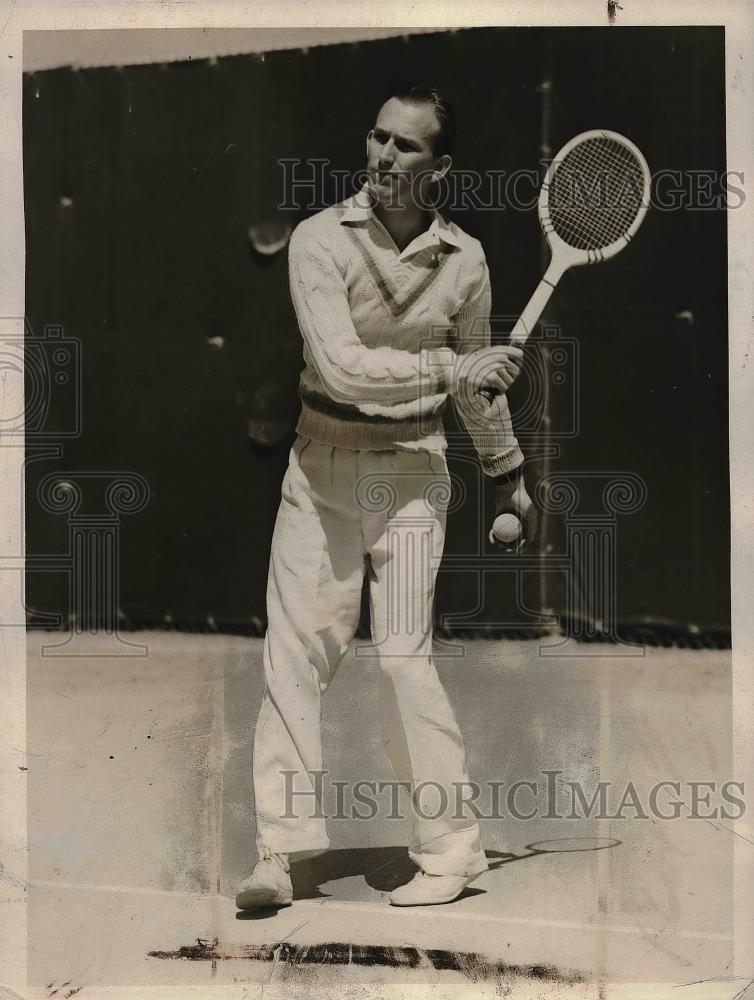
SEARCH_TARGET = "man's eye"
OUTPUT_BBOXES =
[373,131,388,144]
[395,141,413,153]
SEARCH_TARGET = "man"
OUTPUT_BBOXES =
[237,86,535,911]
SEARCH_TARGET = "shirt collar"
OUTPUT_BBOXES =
[339,184,462,255]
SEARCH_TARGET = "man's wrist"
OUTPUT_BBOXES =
[494,465,523,488]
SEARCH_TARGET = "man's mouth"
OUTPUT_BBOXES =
[373,169,404,184]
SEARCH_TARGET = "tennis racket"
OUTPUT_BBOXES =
[482,129,650,399]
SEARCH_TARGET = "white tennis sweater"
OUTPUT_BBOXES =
[288,187,524,476]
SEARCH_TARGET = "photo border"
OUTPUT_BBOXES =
[2,3,751,997]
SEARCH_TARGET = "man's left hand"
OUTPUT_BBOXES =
[492,471,538,554]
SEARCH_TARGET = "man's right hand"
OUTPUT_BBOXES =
[453,345,523,400]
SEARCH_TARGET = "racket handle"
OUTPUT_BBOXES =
[509,258,565,346]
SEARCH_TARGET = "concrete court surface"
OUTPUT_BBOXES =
[24,630,737,999]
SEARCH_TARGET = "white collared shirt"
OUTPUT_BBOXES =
[339,184,463,262]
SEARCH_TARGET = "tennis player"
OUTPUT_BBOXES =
[237,86,536,911]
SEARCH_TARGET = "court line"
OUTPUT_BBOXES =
[29,878,731,941]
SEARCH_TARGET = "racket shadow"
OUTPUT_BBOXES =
[487,837,622,872]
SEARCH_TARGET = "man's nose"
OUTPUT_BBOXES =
[379,137,396,163]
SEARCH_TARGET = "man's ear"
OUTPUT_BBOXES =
[432,153,452,183]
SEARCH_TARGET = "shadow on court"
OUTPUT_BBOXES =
[288,839,621,898]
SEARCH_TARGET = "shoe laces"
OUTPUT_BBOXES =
[259,846,289,872]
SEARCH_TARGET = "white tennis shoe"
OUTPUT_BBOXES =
[235,848,292,910]
[388,870,481,906]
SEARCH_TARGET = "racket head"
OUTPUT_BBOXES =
[539,130,651,267]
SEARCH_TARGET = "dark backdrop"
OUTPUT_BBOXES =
[23,27,729,637]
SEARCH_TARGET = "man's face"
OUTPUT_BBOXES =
[366,97,449,208]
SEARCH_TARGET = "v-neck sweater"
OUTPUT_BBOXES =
[288,194,524,476]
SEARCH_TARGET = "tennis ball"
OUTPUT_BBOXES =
[489,512,523,546]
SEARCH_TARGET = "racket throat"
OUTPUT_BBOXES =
[540,256,568,290]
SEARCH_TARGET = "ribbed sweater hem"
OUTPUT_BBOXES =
[296,400,445,452]
[480,445,526,477]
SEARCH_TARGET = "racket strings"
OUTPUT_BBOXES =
[551,141,643,248]
[549,136,646,251]
[552,156,641,247]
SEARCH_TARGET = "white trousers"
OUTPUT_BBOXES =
[252,437,488,878]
